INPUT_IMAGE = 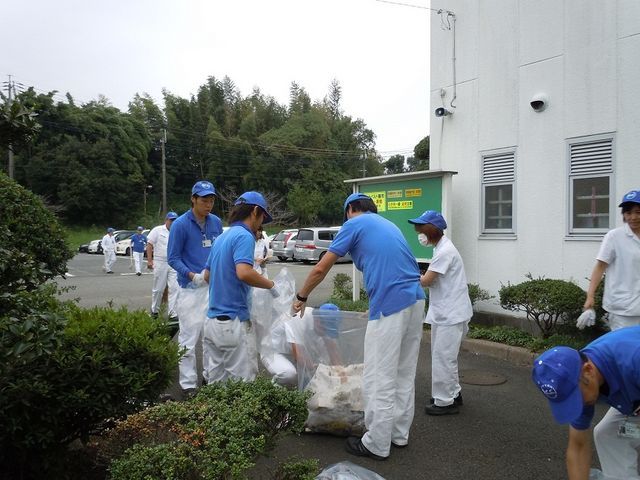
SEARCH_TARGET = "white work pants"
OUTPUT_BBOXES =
[608,314,640,331]
[361,300,425,458]
[203,317,256,383]
[593,406,640,479]
[261,352,297,386]
[430,322,469,406]
[150,261,178,317]
[103,250,116,272]
[132,251,144,274]
[176,286,210,390]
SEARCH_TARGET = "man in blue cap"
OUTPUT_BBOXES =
[583,189,640,331]
[533,327,640,480]
[130,226,147,276]
[147,211,179,320]
[203,191,279,383]
[168,181,223,398]
[293,192,425,460]
[409,210,471,416]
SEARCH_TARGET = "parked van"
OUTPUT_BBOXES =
[294,227,351,263]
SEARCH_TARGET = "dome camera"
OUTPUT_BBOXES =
[530,93,548,112]
[435,107,452,117]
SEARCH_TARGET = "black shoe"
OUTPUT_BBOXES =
[345,436,387,461]
[158,392,176,402]
[430,392,463,406]
[425,403,459,416]
[391,441,408,449]
[150,312,159,319]
[136,272,141,276]
[182,388,197,400]
[106,271,114,274]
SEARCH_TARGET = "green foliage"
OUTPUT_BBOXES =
[467,324,596,352]
[104,377,310,480]
[328,273,369,312]
[0,172,73,290]
[468,283,494,306]
[0,93,41,149]
[407,136,429,171]
[272,457,320,480]
[384,154,405,174]
[499,274,586,338]
[0,305,180,478]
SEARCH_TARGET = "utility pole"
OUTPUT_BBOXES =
[361,149,367,177]
[161,128,167,215]
[5,75,14,179]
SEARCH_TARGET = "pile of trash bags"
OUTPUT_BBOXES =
[250,268,368,436]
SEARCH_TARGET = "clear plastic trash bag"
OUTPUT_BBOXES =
[315,461,386,480]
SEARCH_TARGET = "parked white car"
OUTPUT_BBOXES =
[116,229,150,256]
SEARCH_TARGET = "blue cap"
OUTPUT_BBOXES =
[532,346,584,424]
[619,189,640,207]
[234,191,273,224]
[314,303,342,339]
[191,180,216,197]
[166,211,178,220]
[107,227,114,233]
[137,226,144,231]
[343,192,372,220]
[408,210,447,231]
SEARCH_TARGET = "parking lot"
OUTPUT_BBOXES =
[59,253,355,310]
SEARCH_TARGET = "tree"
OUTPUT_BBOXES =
[384,154,405,174]
[0,94,40,152]
[407,135,429,171]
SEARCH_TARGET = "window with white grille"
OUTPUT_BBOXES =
[568,137,613,234]
[482,151,515,233]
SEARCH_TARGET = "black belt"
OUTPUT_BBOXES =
[216,315,231,320]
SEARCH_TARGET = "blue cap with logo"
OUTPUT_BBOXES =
[107,227,114,233]
[314,303,342,339]
[137,226,144,231]
[343,192,373,221]
[531,346,584,424]
[166,211,178,220]
[192,180,216,197]
[619,189,640,207]
[234,191,273,224]
[408,210,448,231]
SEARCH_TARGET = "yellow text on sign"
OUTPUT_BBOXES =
[405,188,422,197]
[388,201,414,210]
[367,191,386,212]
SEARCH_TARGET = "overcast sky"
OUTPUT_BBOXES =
[1,0,431,156]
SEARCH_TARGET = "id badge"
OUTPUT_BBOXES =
[202,239,212,248]
[618,420,640,439]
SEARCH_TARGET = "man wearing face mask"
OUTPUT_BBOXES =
[409,210,472,416]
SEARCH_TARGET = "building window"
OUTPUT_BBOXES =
[568,137,613,234]
[482,151,515,233]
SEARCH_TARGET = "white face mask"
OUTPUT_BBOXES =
[418,233,430,246]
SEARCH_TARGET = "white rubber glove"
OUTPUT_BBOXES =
[191,270,206,287]
[576,309,596,330]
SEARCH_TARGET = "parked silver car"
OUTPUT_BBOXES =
[294,227,351,263]
[271,229,298,261]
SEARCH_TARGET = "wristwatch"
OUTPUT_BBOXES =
[296,293,308,302]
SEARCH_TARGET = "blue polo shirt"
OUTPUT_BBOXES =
[130,233,147,253]
[168,209,223,287]
[206,223,255,321]
[571,326,640,430]
[329,212,425,320]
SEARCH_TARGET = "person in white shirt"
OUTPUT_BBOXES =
[253,225,270,277]
[101,227,117,274]
[409,210,472,416]
[147,211,179,320]
[584,189,640,331]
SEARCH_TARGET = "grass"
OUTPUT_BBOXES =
[65,226,105,251]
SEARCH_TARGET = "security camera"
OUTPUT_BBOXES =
[530,93,548,112]
[435,107,452,117]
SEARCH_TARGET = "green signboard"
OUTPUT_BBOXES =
[346,170,456,262]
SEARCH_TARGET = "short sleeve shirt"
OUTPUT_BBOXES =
[206,223,255,321]
[329,212,425,320]
[597,224,640,316]
[147,225,170,262]
[425,236,473,325]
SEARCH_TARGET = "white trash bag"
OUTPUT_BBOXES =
[316,461,386,480]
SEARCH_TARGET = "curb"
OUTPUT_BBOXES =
[460,338,537,366]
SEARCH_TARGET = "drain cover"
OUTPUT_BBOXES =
[460,369,507,386]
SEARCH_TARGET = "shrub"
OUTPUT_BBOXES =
[104,377,310,480]
[467,324,597,352]
[499,274,586,338]
[272,457,320,480]
[468,283,493,306]
[0,172,73,289]
[331,273,367,302]
[0,305,180,478]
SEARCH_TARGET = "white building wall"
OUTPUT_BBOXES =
[430,0,640,314]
